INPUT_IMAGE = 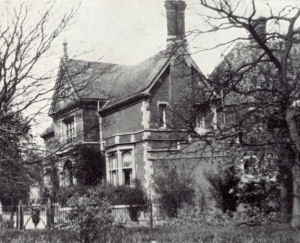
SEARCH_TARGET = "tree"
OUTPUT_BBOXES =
[0,1,77,158]
[189,0,300,226]
[0,1,78,217]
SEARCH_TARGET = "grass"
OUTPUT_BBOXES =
[0,222,299,242]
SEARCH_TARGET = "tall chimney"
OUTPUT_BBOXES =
[165,0,187,49]
[250,17,267,43]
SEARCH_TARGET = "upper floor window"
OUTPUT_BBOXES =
[195,105,217,134]
[158,103,167,128]
[64,117,75,142]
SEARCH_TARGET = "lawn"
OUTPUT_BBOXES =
[1,222,300,243]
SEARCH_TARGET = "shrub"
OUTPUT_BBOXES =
[67,185,113,243]
[205,163,280,215]
[75,146,105,186]
[109,180,148,221]
[238,178,280,214]
[205,165,240,213]
[154,166,195,218]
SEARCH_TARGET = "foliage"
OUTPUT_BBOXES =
[31,207,41,228]
[44,157,60,203]
[154,166,195,218]
[205,165,240,213]
[0,221,299,242]
[67,185,113,243]
[195,0,300,225]
[75,146,105,186]
[205,160,280,215]
[109,180,148,221]
[109,180,148,206]
[238,178,280,214]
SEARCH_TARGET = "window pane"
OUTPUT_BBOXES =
[123,169,132,186]
[122,151,132,168]
[109,153,117,169]
[159,104,167,127]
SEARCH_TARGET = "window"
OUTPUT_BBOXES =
[64,117,75,142]
[159,103,167,128]
[108,152,118,186]
[107,147,135,186]
[121,150,133,186]
[195,105,217,134]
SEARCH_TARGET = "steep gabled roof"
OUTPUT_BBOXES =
[50,51,172,115]
[50,48,203,115]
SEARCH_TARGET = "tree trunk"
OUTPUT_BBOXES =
[286,109,300,226]
[278,144,294,222]
[291,162,300,227]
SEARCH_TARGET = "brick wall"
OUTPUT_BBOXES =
[102,102,144,139]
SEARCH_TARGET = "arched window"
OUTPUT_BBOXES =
[63,160,73,187]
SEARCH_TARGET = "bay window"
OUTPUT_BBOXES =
[107,147,135,186]
[108,152,118,186]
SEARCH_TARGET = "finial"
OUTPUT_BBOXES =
[63,40,68,60]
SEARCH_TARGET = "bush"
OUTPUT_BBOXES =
[238,178,280,214]
[67,185,113,243]
[205,163,280,215]
[109,180,148,221]
[205,165,240,212]
[154,166,195,218]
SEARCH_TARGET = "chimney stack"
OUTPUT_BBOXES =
[250,17,267,43]
[165,0,187,49]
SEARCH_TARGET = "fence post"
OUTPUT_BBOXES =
[17,203,23,230]
[20,205,23,230]
[149,200,153,228]
[46,198,55,228]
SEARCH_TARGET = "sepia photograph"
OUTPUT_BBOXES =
[0,0,300,242]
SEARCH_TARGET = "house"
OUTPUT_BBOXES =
[41,0,221,204]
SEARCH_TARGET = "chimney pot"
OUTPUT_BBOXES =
[63,41,68,60]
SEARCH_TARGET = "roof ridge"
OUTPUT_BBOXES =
[69,58,132,67]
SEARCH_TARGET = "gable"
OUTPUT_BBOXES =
[50,48,206,116]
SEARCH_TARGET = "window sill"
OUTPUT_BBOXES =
[194,127,210,135]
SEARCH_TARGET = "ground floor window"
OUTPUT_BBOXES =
[108,152,118,186]
[122,150,133,186]
[107,147,135,186]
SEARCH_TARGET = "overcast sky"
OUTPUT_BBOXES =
[2,0,299,143]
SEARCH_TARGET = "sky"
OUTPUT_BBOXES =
[2,0,299,144]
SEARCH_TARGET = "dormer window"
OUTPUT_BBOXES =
[158,102,168,128]
[64,117,75,143]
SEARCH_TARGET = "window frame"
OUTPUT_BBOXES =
[106,145,135,186]
[158,102,168,129]
[194,103,218,134]
[63,117,75,143]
